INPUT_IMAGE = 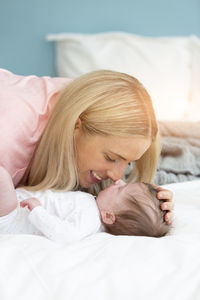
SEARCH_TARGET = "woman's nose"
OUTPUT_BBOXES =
[107,165,126,182]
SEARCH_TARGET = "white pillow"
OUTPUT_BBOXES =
[185,35,200,121]
[47,32,192,120]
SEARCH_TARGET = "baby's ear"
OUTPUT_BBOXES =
[100,211,116,225]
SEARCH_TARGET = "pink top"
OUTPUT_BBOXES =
[0,68,72,186]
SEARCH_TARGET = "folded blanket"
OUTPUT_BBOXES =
[154,121,200,185]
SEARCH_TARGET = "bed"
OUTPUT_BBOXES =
[1,180,200,300]
[1,32,200,299]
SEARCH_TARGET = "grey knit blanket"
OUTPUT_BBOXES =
[154,121,200,185]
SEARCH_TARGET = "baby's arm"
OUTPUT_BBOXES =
[0,166,18,216]
[21,198,91,243]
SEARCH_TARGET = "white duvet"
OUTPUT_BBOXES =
[0,180,200,300]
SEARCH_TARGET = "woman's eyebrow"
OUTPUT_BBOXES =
[108,151,127,161]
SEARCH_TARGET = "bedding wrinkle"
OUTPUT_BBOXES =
[20,247,51,297]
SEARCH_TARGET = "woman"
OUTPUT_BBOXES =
[21,70,173,224]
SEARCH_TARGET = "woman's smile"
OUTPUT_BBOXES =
[90,170,102,183]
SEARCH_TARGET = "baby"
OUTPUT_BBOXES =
[0,167,170,243]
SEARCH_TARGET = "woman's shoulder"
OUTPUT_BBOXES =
[0,68,71,188]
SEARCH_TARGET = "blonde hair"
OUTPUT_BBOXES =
[104,183,170,237]
[24,70,160,193]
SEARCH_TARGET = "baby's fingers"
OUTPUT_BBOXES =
[20,200,28,207]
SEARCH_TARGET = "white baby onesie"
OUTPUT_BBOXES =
[0,188,102,243]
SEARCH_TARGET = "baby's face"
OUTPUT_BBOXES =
[96,180,145,214]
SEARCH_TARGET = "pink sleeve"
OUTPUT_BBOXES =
[0,68,72,186]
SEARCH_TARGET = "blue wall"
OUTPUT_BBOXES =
[0,0,199,77]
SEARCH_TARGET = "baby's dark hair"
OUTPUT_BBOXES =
[104,182,170,237]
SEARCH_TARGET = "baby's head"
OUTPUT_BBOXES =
[96,180,170,237]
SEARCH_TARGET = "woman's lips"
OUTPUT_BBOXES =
[90,170,101,183]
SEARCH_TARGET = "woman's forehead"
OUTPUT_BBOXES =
[82,133,151,161]
[103,136,151,161]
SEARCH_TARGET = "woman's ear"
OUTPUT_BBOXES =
[74,118,82,141]
[75,117,82,129]
[100,211,116,225]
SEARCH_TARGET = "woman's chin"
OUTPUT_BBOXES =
[79,178,92,189]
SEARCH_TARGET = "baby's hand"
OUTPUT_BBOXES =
[20,197,41,211]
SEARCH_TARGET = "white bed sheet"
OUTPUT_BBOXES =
[0,180,200,300]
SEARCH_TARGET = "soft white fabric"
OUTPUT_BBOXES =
[0,180,200,300]
[47,32,198,121]
[0,189,101,243]
[187,35,200,120]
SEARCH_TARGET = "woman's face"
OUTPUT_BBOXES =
[74,122,151,188]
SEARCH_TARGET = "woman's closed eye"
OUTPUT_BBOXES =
[105,155,116,163]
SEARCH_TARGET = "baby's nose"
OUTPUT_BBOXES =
[114,179,126,186]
